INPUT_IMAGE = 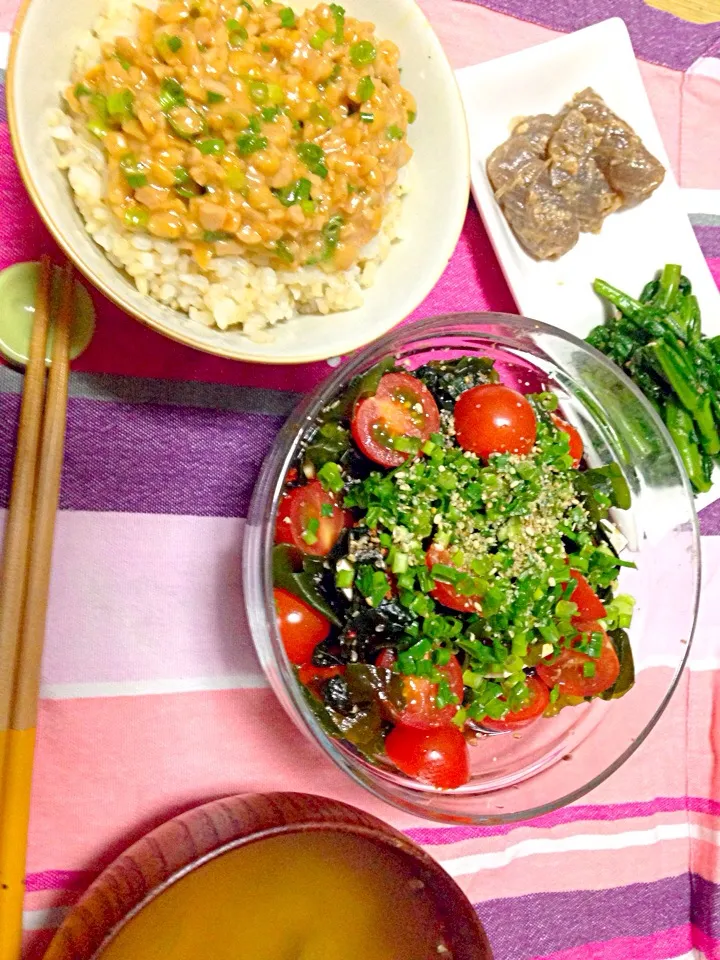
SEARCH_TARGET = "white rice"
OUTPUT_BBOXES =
[49,0,407,340]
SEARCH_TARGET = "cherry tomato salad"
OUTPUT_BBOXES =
[273,356,636,790]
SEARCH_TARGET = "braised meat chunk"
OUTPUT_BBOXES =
[486,88,665,260]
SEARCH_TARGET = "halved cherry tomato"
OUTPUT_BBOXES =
[275,480,345,557]
[385,723,470,789]
[536,622,619,697]
[376,650,464,728]
[454,383,537,459]
[298,663,345,700]
[425,543,483,614]
[479,675,550,731]
[552,414,583,467]
[351,372,440,468]
[274,587,331,666]
[567,569,606,622]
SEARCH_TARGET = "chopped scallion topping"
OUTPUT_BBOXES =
[159,77,186,111]
[279,6,295,27]
[124,206,149,229]
[107,89,134,118]
[310,28,330,49]
[356,76,375,102]
[295,142,327,178]
[119,153,148,188]
[236,130,268,155]
[349,40,376,66]
[197,137,225,155]
[329,3,345,42]
[273,239,294,263]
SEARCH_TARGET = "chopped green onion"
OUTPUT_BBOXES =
[124,206,149,229]
[166,35,182,52]
[392,435,422,454]
[267,82,285,104]
[248,115,262,133]
[335,568,354,589]
[115,52,131,70]
[549,686,560,703]
[273,177,312,207]
[309,102,332,126]
[310,28,331,49]
[174,163,194,185]
[321,213,343,259]
[119,153,148,188]
[207,91,225,104]
[197,137,225,155]
[248,80,269,104]
[273,239,294,263]
[435,678,459,710]
[300,199,316,214]
[228,26,248,47]
[86,118,109,138]
[391,552,409,575]
[203,230,233,243]
[386,124,404,140]
[302,527,319,546]
[261,106,279,122]
[317,461,344,493]
[107,89,134,118]
[555,599,578,620]
[166,105,207,139]
[260,41,271,51]
[159,77,186,111]
[408,109,417,123]
[359,111,374,123]
[226,19,248,44]
[329,3,345,42]
[349,40,376,66]
[431,563,460,584]
[356,76,375,101]
[74,83,92,99]
[236,131,268,155]
[434,647,452,667]
[295,141,328,178]
[320,502,334,518]
[279,6,295,27]
[583,661,597,678]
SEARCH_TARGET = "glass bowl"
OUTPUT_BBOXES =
[243,313,700,824]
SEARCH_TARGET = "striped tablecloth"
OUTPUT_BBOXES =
[0,0,719,957]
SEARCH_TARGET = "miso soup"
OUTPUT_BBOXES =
[99,831,454,960]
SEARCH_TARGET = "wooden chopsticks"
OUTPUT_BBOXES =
[0,258,74,960]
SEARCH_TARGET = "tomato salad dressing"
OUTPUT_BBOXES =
[272,356,636,789]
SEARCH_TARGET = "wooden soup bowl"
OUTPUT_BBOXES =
[43,792,493,960]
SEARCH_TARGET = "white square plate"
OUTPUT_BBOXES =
[456,17,720,340]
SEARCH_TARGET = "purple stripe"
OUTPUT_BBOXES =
[699,499,720,537]
[25,870,96,893]
[457,0,720,72]
[0,394,283,517]
[695,226,720,260]
[474,874,719,960]
[405,795,720,845]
